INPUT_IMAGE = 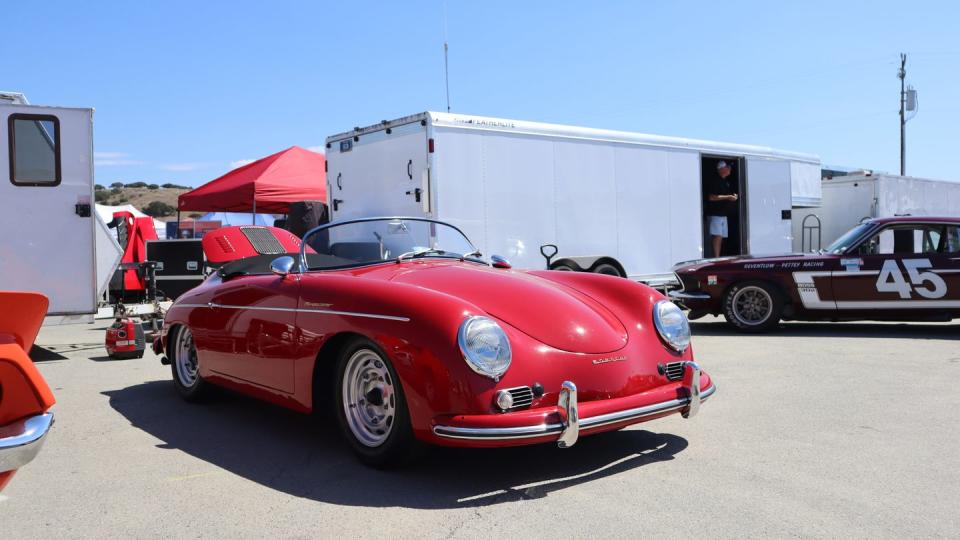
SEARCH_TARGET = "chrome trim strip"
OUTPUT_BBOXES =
[173,303,410,322]
[0,413,54,472]
[668,290,711,301]
[433,384,716,441]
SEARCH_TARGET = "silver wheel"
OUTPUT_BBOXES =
[731,286,773,326]
[175,327,200,387]
[341,348,396,448]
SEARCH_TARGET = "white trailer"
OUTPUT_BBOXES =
[325,112,821,282]
[0,92,105,324]
[792,173,960,252]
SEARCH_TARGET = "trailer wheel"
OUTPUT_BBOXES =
[722,281,783,333]
[590,262,623,277]
[551,261,578,271]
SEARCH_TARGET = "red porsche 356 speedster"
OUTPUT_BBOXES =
[155,218,715,466]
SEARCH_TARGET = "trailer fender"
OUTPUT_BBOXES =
[550,256,625,277]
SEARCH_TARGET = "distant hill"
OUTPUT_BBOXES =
[94,184,199,221]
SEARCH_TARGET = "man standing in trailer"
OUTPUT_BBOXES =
[705,160,738,258]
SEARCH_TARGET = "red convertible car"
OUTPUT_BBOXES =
[671,216,960,332]
[156,218,715,466]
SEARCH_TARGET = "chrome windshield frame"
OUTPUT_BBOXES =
[298,216,478,273]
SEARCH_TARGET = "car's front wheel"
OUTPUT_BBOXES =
[722,281,783,333]
[170,325,210,401]
[334,338,418,468]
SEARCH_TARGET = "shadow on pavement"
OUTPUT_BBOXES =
[104,380,688,509]
[29,345,69,362]
[691,320,958,340]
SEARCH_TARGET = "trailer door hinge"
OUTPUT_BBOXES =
[406,188,422,202]
[333,199,343,211]
[75,203,92,217]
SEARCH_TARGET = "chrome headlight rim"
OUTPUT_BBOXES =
[457,315,512,381]
[653,300,691,353]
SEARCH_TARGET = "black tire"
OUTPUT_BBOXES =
[169,325,210,401]
[722,281,783,333]
[590,262,623,277]
[333,337,419,468]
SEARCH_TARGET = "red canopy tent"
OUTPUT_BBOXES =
[178,146,327,214]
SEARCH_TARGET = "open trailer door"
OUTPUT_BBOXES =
[0,103,96,321]
[745,157,793,254]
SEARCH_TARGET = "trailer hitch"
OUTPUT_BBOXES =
[540,244,558,270]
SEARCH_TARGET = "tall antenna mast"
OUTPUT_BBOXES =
[443,1,451,112]
[898,53,906,175]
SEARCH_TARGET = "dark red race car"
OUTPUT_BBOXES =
[670,216,960,332]
[155,218,715,467]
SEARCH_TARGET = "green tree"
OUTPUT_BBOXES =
[94,184,105,191]
[147,184,159,190]
[143,201,176,217]
[110,182,124,188]
[94,190,111,203]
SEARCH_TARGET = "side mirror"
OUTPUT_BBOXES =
[490,255,512,269]
[270,256,295,276]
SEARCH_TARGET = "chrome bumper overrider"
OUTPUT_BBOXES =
[0,413,54,472]
[433,362,712,447]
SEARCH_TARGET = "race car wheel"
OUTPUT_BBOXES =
[334,338,418,468]
[170,325,209,401]
[722,281,782,333]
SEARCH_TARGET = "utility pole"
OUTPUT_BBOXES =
[443,1,451,112]
[898,53,906,175]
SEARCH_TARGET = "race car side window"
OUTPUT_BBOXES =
[8,113,61,186]
[859,224,959,255]
[942,225,960,254]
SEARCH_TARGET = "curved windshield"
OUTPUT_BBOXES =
[302,218,478,270]
[825,223,874,254]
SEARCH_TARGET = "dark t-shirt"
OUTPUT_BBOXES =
[705,173,737,216]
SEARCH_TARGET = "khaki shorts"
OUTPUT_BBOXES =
[708,215,728,238]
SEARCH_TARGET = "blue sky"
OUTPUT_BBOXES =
[5,1,959,186]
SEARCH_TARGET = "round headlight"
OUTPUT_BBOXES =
[653,300,691,352]
[457,316,512,380]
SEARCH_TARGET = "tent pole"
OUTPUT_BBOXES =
[252,199,256,224]
[176,210,181,238]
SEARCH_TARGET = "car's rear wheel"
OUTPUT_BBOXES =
[722,281,782,333]
[170,325,209,401]
[334,338,418,468]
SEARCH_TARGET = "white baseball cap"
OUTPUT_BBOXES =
[716,161,730,170]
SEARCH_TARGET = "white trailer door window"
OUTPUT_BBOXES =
[1,107,96,315]
[328,124,428,221]
[746,157,792,253]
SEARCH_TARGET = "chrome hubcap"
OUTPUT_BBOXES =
[175,327,199,387]
[732,287,773,325]
[342,349,396,447]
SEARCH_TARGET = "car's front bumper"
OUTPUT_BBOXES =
[0,413,54,473]
[432,362,713,447]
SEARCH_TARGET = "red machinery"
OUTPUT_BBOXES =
[105,317,146,359]
[109,211,158,301]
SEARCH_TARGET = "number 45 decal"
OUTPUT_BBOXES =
[876,259,947,299]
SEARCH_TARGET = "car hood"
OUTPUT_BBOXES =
[387,263,628,354]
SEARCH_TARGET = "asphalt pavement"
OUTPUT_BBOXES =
[3,317,959,538]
